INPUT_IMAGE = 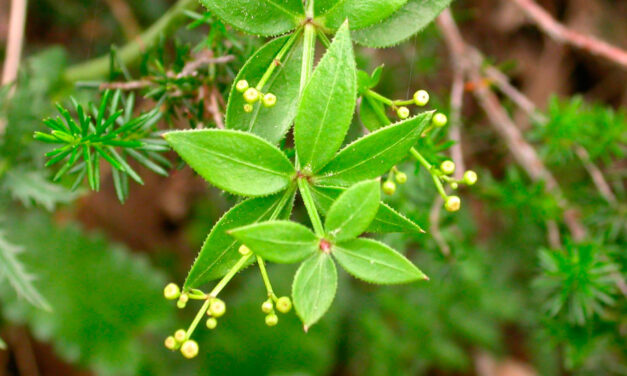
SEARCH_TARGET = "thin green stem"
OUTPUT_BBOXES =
[409,147,432,170]
[305,0,315,18]
[257,256,276,299]
[185,252,252,340]
[255,27,303,91]
[367,90,395,107]
[317,29,331,48]
[64,0,198,82]
[297,178,325,237]
[410,147,448,199]
[300,23,316,97]
[253,185,295,298]
[394,99,415,106]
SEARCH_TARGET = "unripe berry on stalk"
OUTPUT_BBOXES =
[243,104,253,113]
[413,90,429,106]
[177,293,189,309]
[206,317,218,330]
[276,296,292,313]
[243,88,260,103]
[395,172,407,184]
[445,196,461,212]
[235,80,249,92]
[464,170,478,185]
[382,181,396,195]
[440,160,455,175]
[432,113,448,127]
[164,283,180,300]
[164,336,176,350]
[265,313,279,326]
[180,340,199,359]
[209,298,226,317]
[397,106,410,119]
[261,300,274,314]
[238,244,251,256]
[262,93,277,107]
[174,329,186,343]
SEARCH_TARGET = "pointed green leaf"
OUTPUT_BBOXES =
[353,0,453,48]
[226,35,303,144]
[333,238,427,284]
[321,0,408,30]
[184,191,291,289]
[324,180,380,241]
[295,22,356,173]
[200,0,304,36]
[310,185,424,234]
[315,112,432,186]
[164,129,295,197]
[0,233,51,311]
[293,253,337,329]
[230,220,318,263]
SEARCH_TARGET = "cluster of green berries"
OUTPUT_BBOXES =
[382,167,408,195]
[435,161,478,212]
[163,282,229,358]
[236,80,277,112]
[165,330,199,359]
[260,295,292,326]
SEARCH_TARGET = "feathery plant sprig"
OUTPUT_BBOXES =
[35,90,170,202]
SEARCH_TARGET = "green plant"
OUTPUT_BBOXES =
[9,0,623,373]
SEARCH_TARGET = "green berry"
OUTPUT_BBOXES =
[174,329,186,343]
[413,90,429,106]
[463,170,478,185]
[206,317,218,330]
[445,196,461,212]
[440,160,455,175]
[164,336,176,350]
[397,106,410,119]
[238,244,251,256]
[276,296,292,313]
[209,298,226,317]
[177,293,189,309]
[382,181,396,195]
[261,300,273,314]
[180,340,199,359]
[265,313,279,327]
[235,80,249,92]
[243,88,260,103]
[395,172,407,184]
[163,283,180,300]
[432,113,447,127]
[243,104,253,113]
[450,182,459,190]
[262,93,277,107]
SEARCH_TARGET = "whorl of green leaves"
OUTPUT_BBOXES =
[35,90,171,202]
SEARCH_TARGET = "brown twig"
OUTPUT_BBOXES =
[574,145,617,204]
[437,9,587,241]
[448,56,466,180]
[1,0,27,87]
[510,0,627,69]
[208,86,225,129]
[104,0,141,41]
[98,54,234,91]
[479,57,618,205]
[0,0,28,134]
